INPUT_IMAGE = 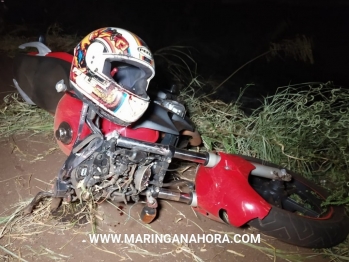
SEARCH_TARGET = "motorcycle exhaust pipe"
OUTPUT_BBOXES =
[114,134,220,167]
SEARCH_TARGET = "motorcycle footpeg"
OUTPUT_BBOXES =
[140,206,157,224]
[23,191,54,215]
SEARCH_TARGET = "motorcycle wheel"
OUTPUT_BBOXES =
[241,155,349,248]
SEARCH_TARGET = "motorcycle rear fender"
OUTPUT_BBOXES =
[13,51,73,114]
[194,152,271,227]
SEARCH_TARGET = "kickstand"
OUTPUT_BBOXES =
[50,197,63,214]
[23,191,54,215]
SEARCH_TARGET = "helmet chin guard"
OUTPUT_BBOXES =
[70,27,155,125]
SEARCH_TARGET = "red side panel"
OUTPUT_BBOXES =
[54,93,160,155]
[46,52,73,63]
[28,51,73,64]
[194,152,271,227]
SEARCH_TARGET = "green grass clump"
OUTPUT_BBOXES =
[182,82,349,184]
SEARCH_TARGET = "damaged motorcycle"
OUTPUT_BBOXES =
[12,27,349,248]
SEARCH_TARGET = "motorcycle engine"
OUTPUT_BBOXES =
[59,136,166,204]
[54,91,190,205]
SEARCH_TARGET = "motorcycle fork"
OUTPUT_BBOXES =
[140,186,196,224]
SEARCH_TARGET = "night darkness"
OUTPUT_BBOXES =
[2,0,349,103]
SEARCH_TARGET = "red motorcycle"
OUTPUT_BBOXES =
[12,28,349,249]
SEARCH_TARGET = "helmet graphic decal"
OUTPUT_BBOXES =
[70,27,155,126]
[72,67,137,115]
[74,28,130,70]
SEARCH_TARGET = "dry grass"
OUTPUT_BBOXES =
[0,93,53,139]
[181,82,349,189]
[269,35,314,64]
[0,23,79,56]
[0,198,94,240]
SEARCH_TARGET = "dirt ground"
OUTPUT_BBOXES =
[0,54,332,262]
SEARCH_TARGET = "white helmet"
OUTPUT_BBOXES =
[70,27,155,126]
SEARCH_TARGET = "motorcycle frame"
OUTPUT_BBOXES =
[31,49,272,227]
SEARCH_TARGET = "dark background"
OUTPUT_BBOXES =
[2,0,349,104]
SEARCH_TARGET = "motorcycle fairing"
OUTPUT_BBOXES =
[195,152,271,227]
[133,102,195,135]
[13,53,72,114]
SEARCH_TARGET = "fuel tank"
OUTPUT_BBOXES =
[54,93,159,155]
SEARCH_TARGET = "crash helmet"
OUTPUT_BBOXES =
[70,27,155,126]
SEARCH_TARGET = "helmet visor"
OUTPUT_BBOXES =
[112,63,148,99]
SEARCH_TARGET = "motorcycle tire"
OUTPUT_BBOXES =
[242,155,349,248]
